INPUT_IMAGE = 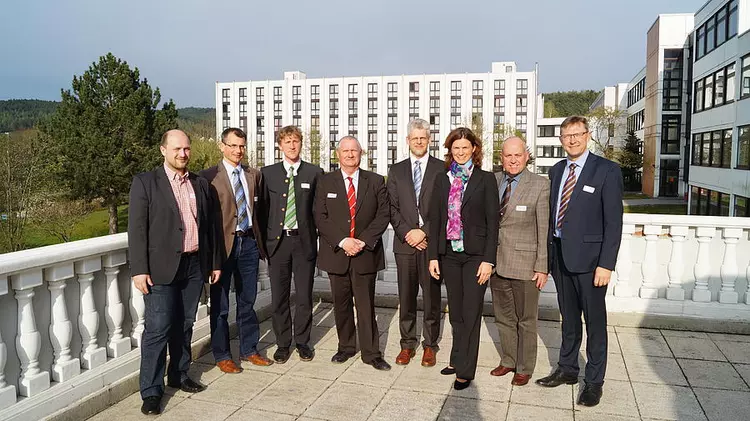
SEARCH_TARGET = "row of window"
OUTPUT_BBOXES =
[661,115,681,155]
[537,145,565,158]
[694,62,736,113]
[689,187,749,217]
[692,128,733,168]
[627,78,646,107]
[695,0,738,61]
[627,110,644,133]
[538,125,560,138]
[662,49,684,111]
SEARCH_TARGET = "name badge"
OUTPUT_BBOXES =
[515,205,527,212]
[583,185,595,194]
[253,196,258,202]
[301,183,311,189]
[327,193,337,198]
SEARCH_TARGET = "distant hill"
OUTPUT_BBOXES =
[0,100,215,138]
[542,90,601,118]
[0,99,58,132]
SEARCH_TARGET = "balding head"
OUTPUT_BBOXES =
[161,129,190,147]
[501,136,529,176]
[336,135,362,174]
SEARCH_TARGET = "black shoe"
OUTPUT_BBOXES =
[535,369,578,387]
[274,347,291,364]
[140,396,161,415]
[367,357,392,371]
[577,383,603,407]
[453,379,472,390]
[440,366,456,375]
[331,351,354,364]
[297,345,315,362]
[167,377,206,393]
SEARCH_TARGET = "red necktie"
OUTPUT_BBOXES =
[347,176,356,237]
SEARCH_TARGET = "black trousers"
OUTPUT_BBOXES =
[140,253,203,399]
[395,250,442,350]
[268,234,316,349]
[328,270,381,363]
[551,238,608,385]
[441,248,487,381]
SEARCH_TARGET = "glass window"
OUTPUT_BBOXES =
[706,16,716,52]
[661,115,680,154]
[711,131,723,167]
[742,55,750,98]
[728,0,738,38]
[692,134,701,165]
[716,8,728,46]
[722,129,733,168]
[704,75,714,109]
[738,125,750,169]
[690,186,700,215]
[701,132,711,166]
[720,192,730,216]
[715,68,725,106]
[709,190,720,216]
[696,26,705,59]
[735,195,749,217]
[698,188,709,215]
[726,64,736,102]
[695,79,704,112]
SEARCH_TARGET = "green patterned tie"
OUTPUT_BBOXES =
[284,167,297,228]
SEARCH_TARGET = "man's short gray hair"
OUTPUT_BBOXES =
[337,135,362,151]
[406,118,431,137]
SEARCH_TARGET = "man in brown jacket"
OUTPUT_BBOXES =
[489,136,550,386]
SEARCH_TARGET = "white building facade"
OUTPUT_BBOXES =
[215,62,539,174]
[688,0,750,217]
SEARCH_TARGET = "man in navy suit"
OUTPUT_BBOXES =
[535,116,623,408]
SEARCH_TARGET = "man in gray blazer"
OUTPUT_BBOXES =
[387,119,444,367]
[489,136,550,386]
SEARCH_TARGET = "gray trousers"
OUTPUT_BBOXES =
[490,274,540,375]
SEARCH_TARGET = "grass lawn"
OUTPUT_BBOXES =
[624,204,687,214]
[623,192,648,200]
[23,206,129,248]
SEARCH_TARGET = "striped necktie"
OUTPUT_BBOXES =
[283,167,297,229]
[413,160,422,205]
[347,176,356,237]
[556,163,577,230]
[499,176,514,220]
[233,167,249,231]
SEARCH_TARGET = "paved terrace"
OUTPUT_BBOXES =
[87,303,750,421]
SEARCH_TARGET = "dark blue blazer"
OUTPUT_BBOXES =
[548,153,623,273]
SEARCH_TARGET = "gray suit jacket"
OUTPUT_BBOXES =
[495,169,550,280]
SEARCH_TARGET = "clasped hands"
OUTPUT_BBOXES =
[405,229,428,251]
[341,237,366,257]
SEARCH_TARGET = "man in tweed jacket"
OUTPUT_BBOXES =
[489,137,550,386]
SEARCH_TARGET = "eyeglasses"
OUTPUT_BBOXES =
[559,131,588,142]
[222,142,246,150]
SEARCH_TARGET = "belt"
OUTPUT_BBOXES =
[283,229,300,236]
[235,229,255,238]
[182,251,199,257]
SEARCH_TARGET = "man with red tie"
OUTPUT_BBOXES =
[536,116,623,407]
[313,136,391,371]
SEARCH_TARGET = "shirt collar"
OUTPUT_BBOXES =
[283,159,301,175]
[504,168,525,183]
[410,153,429,168]
[164,164,189,182]
[222,158,242,175]
[567,149,590,169]
[341,168,360,182]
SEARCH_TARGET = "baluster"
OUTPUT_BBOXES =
[76,258,107,369]
[666,226,689,301]
[614,224,636,297]
[45,264,81,382]
[130,280,145,347]
[102,252,132,357]
[692,227,715,302]
[639,224,662,298]
[11,270,50,397]
[719,228,742,304]
[0,277,17,409]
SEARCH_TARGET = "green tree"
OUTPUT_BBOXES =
[187,138,223,173]
[619,130,643,191]
[303,128,321,166]
[543,90,600,117]
[586,106,627,161]
[41,53,178,234]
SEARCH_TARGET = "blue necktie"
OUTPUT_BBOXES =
[233,167,249,231]
[413,161,423,205]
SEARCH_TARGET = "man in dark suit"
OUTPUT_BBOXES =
[387,118,443,367]
[536,116,623,407]
[200,128,273,374]
[128,129,222,415]
[314,135,391,371]
[261,126,323,363]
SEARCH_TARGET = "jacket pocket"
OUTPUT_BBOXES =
[583,234,603,243]
[514,242,536,251]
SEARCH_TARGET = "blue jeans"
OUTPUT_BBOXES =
[140,253,203,399]
[210,235,260,361]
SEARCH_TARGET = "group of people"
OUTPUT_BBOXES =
[128,115,623,416]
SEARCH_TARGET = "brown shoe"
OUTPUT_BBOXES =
[490,365,515,377]
[421,347,437,367]
[511,373,531,386]
[216,359,242,373]
[241,353,274,366]
[395,348,416,365]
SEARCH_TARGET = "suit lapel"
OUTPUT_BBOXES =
[569,154,598,207]
[156,166,181,218]
[403,160,419,206]
[461,168,481,208]
[550,162,563,211]
[506,170,530,213]
[216,161,235,210]
[243,165,256,213]
[355,170,369,215]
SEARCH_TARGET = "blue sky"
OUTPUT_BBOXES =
[0,0,707,107]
